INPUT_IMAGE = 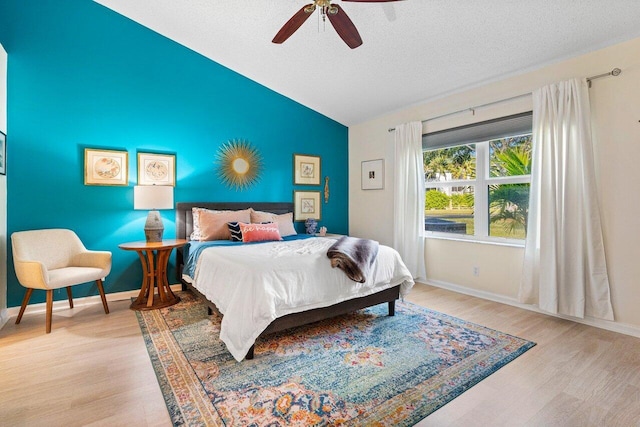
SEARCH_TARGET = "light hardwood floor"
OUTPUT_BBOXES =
[1,283,639,426]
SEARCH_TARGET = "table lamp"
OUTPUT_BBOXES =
[134,185,174,242]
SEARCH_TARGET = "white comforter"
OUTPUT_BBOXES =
[185,237,414,361]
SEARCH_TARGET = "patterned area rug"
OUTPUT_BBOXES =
[136,291,535,426]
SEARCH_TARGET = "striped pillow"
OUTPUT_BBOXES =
[227,222,244,242]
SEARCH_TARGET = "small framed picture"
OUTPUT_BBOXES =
[84,148,128,186]
[294,190,321,221]
[138,152,176,186]
[0,131,6,176]
[361,159,384,190]
[293,154,321,185]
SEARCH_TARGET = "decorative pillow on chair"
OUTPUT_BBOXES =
[227,222,245,242]
[240,222,283,243]
[250,210,297,237]
[198,209,251,241]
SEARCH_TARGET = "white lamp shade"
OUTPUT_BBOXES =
[134,185,174,210]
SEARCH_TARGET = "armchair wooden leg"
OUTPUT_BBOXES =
[66,286,74,309]
[96,279,109,314]
[15,288,34,325]
[46,290,53,334]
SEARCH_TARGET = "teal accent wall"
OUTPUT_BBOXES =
[0,1,348,307]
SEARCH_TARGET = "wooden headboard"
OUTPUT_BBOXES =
[175,202,295,240]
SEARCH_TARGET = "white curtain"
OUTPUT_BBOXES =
[520,78,614,320]
[393,121,426,280]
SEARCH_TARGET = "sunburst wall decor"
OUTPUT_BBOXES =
[216,139,263,190]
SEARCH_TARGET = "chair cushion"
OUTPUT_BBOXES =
[47,267,107,289]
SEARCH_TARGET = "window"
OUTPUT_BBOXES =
[423,112,532,242]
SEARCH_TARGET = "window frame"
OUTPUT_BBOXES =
[423,120,532,246]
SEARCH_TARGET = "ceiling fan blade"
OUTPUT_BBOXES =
[327,5,363,49]
[272,4,316,44]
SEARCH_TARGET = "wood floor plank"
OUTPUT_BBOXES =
[1,283,639,426]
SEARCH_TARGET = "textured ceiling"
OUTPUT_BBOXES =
[94,0,640,126]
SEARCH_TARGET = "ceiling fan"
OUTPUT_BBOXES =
[272,0,403,49]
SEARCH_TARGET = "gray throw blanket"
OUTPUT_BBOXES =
[326,236,379,283]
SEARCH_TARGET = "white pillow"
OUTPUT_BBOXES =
[250,209,297,237]
[190,207,206,241]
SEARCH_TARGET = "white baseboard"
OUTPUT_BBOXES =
[0,308,9,330]
[423,279,640,339]
[2,284,183,320]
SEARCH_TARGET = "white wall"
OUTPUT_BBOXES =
[0,43,8,328]
[349,37,640,334]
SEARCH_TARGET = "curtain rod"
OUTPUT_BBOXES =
[388,67,622,132]
[587,67,621,87]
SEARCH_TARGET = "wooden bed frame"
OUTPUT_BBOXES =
[175,201,400,360]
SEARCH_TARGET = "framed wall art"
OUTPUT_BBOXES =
[0,131,6,176]
[293,154,321,185]
[361,159,384,190]
[84,148,128,186]
[138,152,176,186]
[294,190,321,221]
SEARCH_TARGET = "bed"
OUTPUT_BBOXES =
[175,202,414,361]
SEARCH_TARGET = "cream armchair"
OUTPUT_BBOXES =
[11,229,111,333]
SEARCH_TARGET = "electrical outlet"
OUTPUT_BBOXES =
[473,266,480,276]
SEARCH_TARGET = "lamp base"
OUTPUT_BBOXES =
[144,229,164,243]
[144,210,164,243]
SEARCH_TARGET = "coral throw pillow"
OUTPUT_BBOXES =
[240,222,283,243]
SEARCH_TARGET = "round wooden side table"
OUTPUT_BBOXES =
[119,239,188,311]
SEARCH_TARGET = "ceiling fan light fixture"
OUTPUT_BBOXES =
[272,0,403,49]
